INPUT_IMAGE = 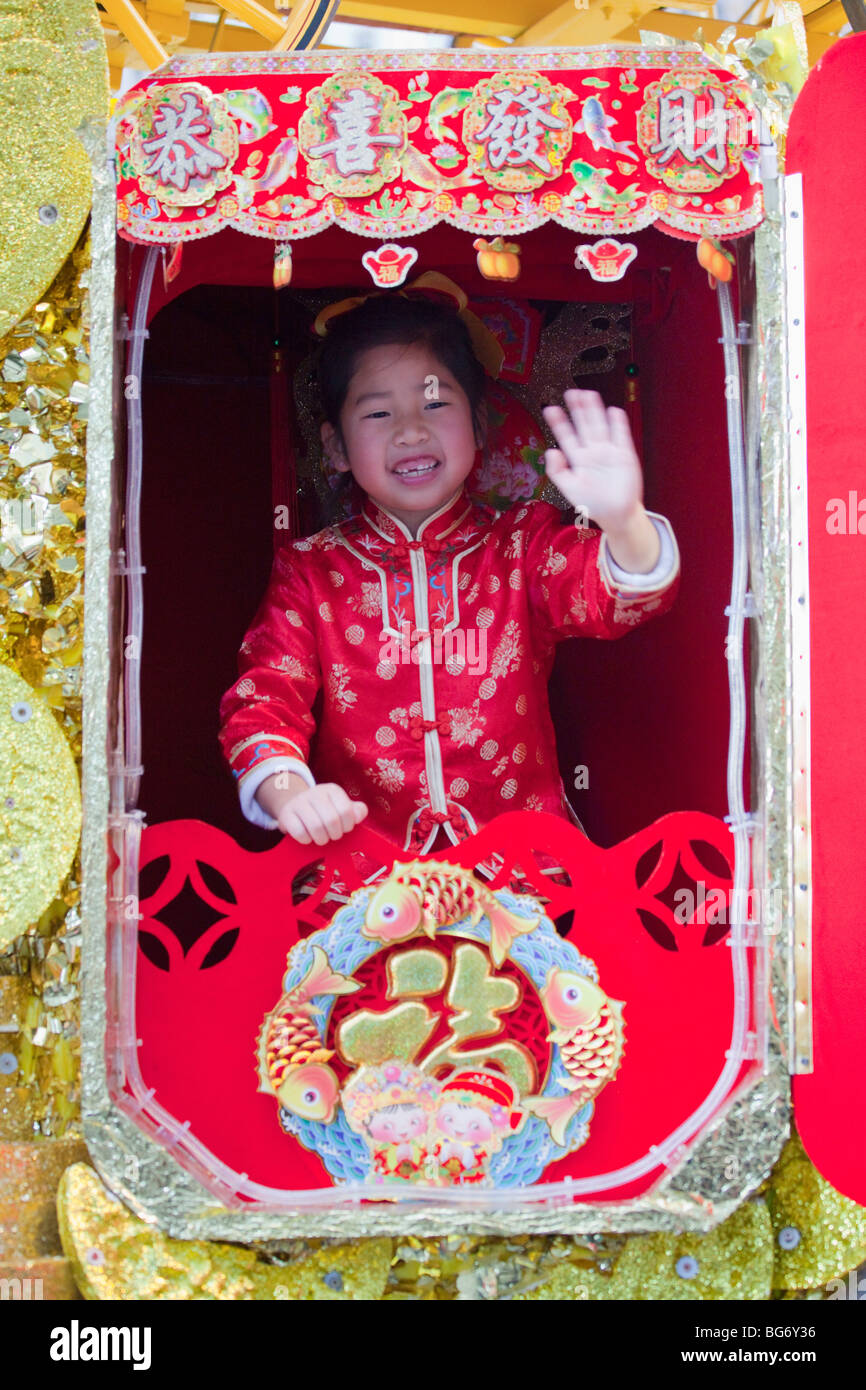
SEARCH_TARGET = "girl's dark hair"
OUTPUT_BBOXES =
[316,293,488,442]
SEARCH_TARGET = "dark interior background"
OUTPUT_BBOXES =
[129,222,746,851]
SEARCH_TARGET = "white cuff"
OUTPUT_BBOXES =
[603,513,679,593]
[239,757,316,831]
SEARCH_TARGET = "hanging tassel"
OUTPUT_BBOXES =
[273,241,293,289]
[162,241,183,291]
[624,360,643,463]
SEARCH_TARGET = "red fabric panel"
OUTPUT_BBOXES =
[788,33,866,1203]
[132,811,750,1199]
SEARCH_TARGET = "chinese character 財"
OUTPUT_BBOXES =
[139,90,228,193]
[308,88,402,177]
[475,87,567,175]
[648,86,728,174]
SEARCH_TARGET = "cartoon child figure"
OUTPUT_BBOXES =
[432,1070,524,1186]
[342,1063,440,1185]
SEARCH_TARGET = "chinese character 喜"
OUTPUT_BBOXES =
[308,89,401,177]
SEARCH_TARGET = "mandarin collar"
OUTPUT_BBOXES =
[360,485,477,551]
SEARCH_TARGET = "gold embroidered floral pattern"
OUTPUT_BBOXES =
[490,619,524,679]
[278,654,314,678]
[327,663,358,711]
[348,580,383,618]
[450,702,487,748]
[369,757,406,793]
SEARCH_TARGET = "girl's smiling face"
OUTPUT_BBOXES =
[321,341,482,535]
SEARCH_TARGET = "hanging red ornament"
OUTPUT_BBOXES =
[575,237,637,282]
[361,244,418,287]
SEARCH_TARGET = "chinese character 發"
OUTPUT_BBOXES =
[139,90,228,193]
[648,87,728,174]
[307,88,401,177]
[475,88,566,175]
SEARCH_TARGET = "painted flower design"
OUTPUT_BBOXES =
[476,450,512,494]
[432,140,459,160]
[509,460,542,500]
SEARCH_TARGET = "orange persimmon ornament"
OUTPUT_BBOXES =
[697,237,735,288]
[474,237,521,282]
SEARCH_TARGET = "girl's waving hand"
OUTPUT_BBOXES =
[542,389,660,573]
[543,389,644,533]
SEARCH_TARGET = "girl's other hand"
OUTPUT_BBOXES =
[276,782,368,846]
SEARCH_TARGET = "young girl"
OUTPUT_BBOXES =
[218,290,680,856]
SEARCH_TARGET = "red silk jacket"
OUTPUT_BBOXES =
[218,485,680,856]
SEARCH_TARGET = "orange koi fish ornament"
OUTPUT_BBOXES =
[363,860,539,967]
[523,969,625,1146]
[257,946,360,1123]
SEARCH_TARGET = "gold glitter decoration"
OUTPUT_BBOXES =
[0,664,80,949]
[0,233,90,759]
[517,1200,773,1300]
[386,947,449,999]
[0,0,108,338]
[1,219,90,1139]
[768,1130,866,1292]
[385,1233,598,1300]
[641,7,804,167]
[58,1164,391,1300]
[1,873,84,1137]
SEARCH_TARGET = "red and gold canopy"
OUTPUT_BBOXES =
[114,47,764,248]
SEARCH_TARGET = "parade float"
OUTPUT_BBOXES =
[2,0,866,1299]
